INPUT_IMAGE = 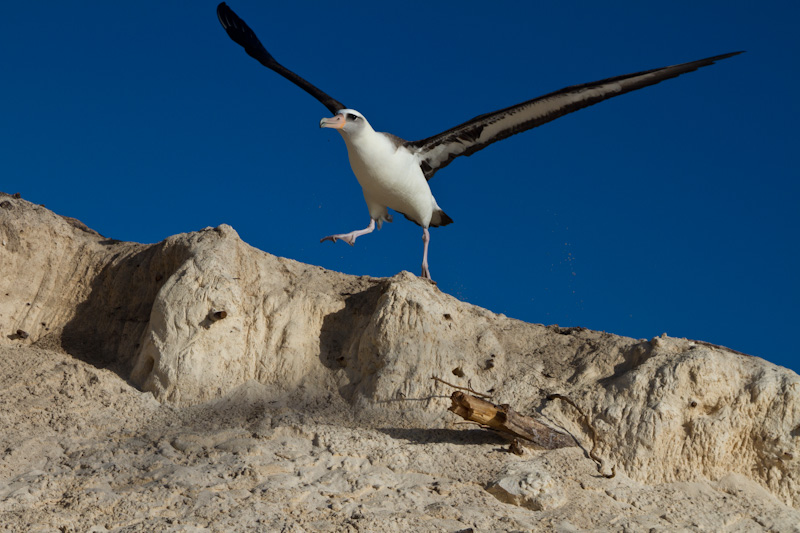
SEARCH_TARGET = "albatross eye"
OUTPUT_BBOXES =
[347,113,359,121]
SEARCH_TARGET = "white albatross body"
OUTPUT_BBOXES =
[216,2,742,280]
[332,110,441,228]
[319,109,450,278]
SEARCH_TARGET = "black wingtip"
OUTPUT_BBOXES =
[682,50,745,73]
[216,3,232,29]
[714,51,746,60]
[215,3,347,115]
[216,3,238,29]
[216,2,276,67]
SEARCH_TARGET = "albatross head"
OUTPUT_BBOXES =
[319,109,372,137]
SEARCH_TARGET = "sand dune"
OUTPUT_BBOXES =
[2,191,798,531]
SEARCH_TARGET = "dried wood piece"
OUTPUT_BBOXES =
[432,376,492,399]
[448,391,575,449]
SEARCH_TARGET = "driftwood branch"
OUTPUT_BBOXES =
[448,391,575,450]
[431,376,492,398]
[436,373,615,477]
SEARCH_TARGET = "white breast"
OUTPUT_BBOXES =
[343,131,437,227]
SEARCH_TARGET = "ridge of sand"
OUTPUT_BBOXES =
[2,191,799,531]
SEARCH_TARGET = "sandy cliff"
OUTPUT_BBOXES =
[2,191,799,531]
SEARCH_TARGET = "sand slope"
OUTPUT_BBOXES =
[2,191,799,531]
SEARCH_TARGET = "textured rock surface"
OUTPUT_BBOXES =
[2,191,800,531]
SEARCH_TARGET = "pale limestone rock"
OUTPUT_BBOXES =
[541,337,800,507]
[487,463,566,510]
[2,191,800,529]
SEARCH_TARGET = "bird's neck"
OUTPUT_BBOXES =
[340,127,380,156]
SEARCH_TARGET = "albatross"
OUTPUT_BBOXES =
[216,2,742,280]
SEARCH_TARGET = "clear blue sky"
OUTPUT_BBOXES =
[3,2,798,373]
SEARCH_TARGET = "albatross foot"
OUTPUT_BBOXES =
[421,263,431,280]
[320,219,376,246]
[320,233,356,246]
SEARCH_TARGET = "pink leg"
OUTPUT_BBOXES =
[421,227,431,279]
[321,219,376,246]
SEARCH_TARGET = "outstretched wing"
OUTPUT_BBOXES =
[216,2,346,115]
[407,51,743,181]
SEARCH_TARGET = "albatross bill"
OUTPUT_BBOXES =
[216,2,742,280]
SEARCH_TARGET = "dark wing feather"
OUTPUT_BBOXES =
[216,3,346,115]
[407,51,744,181]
